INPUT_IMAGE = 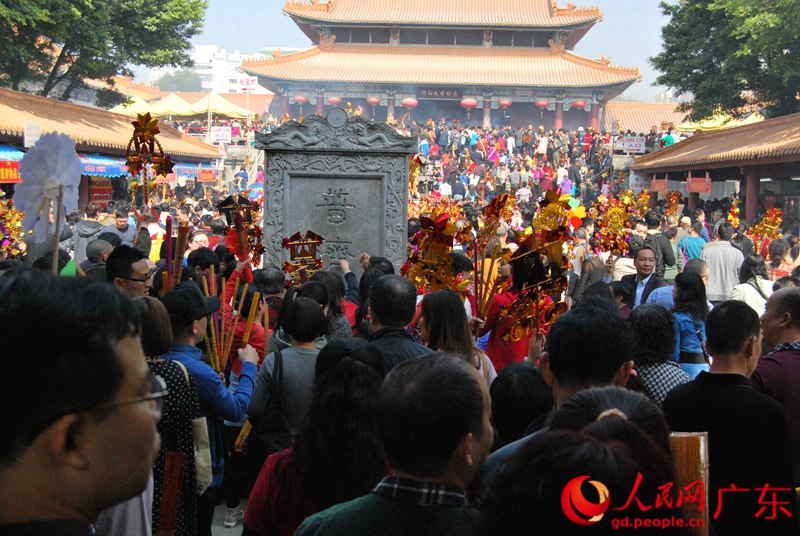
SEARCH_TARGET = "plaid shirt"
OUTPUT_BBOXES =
[770,341,800,353]
[372,476,467,507]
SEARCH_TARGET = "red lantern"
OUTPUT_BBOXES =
[534,100,549,109]
[366,96,381,106]
[293,95,308,104]
[572,99,587,110]
[401,98,418,109]
[460,98,479,110]
[328,96,342,105]
[498,98,513,108]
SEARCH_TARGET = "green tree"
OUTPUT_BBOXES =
[651,0,799,119]
[155,69,202,92]
[0,0,207,99]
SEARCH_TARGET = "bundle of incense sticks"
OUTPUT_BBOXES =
[221,282,247,371]
[201,276,221,372]
[164,216,173,280]
[171,224,190,288]
[242,291,261,347]
[218,277,238,368]
[478,242,504,319]
[231,291,264,452]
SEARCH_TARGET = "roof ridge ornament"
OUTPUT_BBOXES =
[552,1,602,17]
[285,0,334,10]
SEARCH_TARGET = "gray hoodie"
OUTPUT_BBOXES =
[74,219,105,263]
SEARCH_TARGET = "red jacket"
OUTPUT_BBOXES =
[479,290,531,372]
[223,269,266,375]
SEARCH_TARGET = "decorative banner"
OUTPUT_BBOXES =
[686,176,712,193]
[649,179,668,192]
[419,88,462,100]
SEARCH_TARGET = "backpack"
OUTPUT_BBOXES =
[644,233,665,278]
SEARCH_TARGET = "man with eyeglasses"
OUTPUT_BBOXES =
[0,273,164,535]
[106,245,155,298]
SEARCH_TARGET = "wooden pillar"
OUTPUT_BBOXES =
[387,97,395,122]
[687,191,699,215]
[590,102,600,131]
[649,178,658,208]
[279,95,289,117]
[554,101,564,130]
[483,99,491,130]
[746,166,759,221]
[316,91,324,116]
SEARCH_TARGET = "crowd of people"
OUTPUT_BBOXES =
[406,120,691,211]
[3,169,800,536]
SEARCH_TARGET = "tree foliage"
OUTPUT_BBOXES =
[0,0,207,99]
[155,69,202,92]
[651,0,800,119]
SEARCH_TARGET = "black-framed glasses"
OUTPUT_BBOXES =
[120,269,156,284]
[90,375,169,413]
[26,375,168,444]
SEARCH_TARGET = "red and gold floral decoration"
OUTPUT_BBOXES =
[591,189,650,255]
[0,190,25,258]
[402,204,471,296]
[727,200,740,229]
[125,113,175,207]
[747,208,783,259]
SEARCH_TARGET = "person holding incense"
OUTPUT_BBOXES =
[219,260,268,528]
[479,246,536,372]
[161,282,259,536]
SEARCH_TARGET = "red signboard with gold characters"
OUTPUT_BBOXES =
[686,176,712,193]
[0,161,21,184]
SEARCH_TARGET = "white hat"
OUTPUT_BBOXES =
[578,127,585,132]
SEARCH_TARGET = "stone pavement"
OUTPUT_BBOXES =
[211,500,248,536]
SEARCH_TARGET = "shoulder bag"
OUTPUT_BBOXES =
[174,360,213,495]
[248,351,293,470]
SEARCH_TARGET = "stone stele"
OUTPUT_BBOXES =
[255,109,417,272]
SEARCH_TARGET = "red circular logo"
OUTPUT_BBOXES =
[561,475,611,525]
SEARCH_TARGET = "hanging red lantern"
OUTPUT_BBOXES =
[366,96,381,106]
[328,96,342,105]
[498,98,513,108]
[401,98,418,109]
[293,95,308,104]
[572,99,587,110]
[534,100,549,109]
[460,98,479,110]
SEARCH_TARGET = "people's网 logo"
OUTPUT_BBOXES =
[561,475,611,525]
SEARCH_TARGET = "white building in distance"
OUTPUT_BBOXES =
[148,45,272,94]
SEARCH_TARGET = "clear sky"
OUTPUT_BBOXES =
[189,0,670,101]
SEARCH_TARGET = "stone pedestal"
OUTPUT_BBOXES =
[255,110,417,271]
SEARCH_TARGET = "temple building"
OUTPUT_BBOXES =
[243,0,642,129]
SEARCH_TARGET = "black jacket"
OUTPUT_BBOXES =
[620,273,668,308]
[368,327,432,369]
